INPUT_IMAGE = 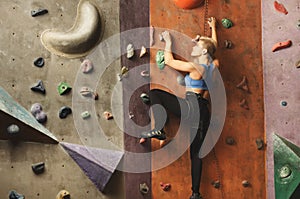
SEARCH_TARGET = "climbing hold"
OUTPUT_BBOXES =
[239,98,249,110]
[256,138,264,150]
[225,136,235,145]
[279,165,292,179]
[159,33,164,41]
[224,39,233,49]
[222,18,233,29]
[56,190,70,199]
[32,162,45,175]
[140,93,150,104]
[173,0,204,9]
[236,76,249,92]
[272,40,292,52]
[81,59,94,73]
[127,44,134,59]
[128,112,134,119]
[58,82,72,95]
[8,190,25,199]
[274,1,288,15]
[103,111,113,120]
[211,180,221,189]
[141,70,150,77]
[139,138,147,144]
[139,183,149,194]
[31,80,46,94]
[160,182,171,191]
[59,106,72,119]
[118,66,129,81]
[35,111,47,123]
[177,75,186,86]
[192,35,201,43]
[31,8,48,17]
[80,87,98,100]
[33,57,45,68]
[156,50,165,70]
[281,100,287,107]
[140,46,147,57]
[41,1,103,58]
[150,26,155,47]
[295,60,300,68]
[30,103,43,115]
[81,111,90,119]
[242,180,250,187]
[7,124,20,135]
[297,20,300,30]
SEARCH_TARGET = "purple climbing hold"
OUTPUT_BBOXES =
[8,190,25,199]
[81,59,94,73]
[33,57,45,68]
[31,80,46,94]
[59,106,72,119]
[31,8,48,17]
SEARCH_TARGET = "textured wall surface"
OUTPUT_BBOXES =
[262,0,300,198]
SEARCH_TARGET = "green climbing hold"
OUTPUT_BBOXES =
[58,82,72,95]
[222,18,233,29]
[156,50,165,70]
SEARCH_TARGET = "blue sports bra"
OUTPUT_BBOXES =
[184,62,215,90]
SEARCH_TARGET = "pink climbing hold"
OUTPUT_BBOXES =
[81,59,94,73]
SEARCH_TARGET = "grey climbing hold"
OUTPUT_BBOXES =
[242,180,250,187]
[7,124,20,134]
[81,59,94,73]
[35,111,47,123]
[32,162,45,175]
[31,8,48,17]
[33,57,45,68]
[80,87,98,100]
[177,75,186,86]
[141,70,150,77]
[140,93,150,104]
[224,39,233,49]
[59,106,72,119]
[31,80,46,94]
[30,103,43,115]
[225,136,235,145]
[139,183,149,194]
[8,190,25,199]
[127,44,134,59]
[30,103,47,123]
[81,111,90,119]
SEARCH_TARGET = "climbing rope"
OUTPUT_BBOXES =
[212,147,225,199]
[203,0,209,36]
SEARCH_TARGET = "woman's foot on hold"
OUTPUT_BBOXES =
[190,192,203,199]
[141,129,166,140]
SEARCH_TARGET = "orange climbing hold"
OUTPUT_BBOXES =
[173,0,204,9]
[274,1,288,15]
[272,40,292,52]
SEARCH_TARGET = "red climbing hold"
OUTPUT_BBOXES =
[272,40,292,52]
[274,1,288,15]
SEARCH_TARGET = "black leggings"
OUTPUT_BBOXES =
[149,89,210,193]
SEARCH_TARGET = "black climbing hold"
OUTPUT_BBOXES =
[8,190,25,199]
[32,162,45,175]
[31,9,48,17]
[31,80,46,94]
[59,106,72,119]
[33,57,45,67]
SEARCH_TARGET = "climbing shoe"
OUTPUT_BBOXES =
[141,129,166,140]
[190,192,203,199]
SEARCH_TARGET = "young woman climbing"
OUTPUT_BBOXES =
[140,17,219,199]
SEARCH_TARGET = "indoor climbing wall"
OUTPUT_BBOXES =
[262,0,300,198]
[0,0,125,198]
[150,0,265,198]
